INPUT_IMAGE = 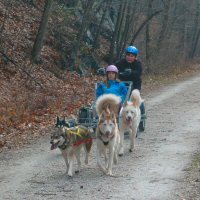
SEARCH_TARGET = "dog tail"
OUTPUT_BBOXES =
[130,89,142,107]
[96,94,121,115]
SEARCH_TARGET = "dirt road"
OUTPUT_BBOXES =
[1,75,200,200]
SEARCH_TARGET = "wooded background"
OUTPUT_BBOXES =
[1,0,200,75]
[0,0,200,148]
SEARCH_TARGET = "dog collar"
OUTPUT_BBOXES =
[58,143,67,150]
[103,141,109,146]
[98,130,114,144]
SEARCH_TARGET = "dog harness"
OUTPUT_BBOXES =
[65,126,93,147]
[58,142,68,150]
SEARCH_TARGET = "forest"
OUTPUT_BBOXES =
[0,0,200,149]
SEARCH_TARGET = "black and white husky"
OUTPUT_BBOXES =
[50,117,93,177]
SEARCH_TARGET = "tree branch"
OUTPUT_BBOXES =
[130,9,163,44]
[0,51,44,89]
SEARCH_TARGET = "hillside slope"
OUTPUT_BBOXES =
[0,0,104,149]
[0,0,200,151]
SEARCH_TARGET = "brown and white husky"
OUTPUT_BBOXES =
[96,94,121,176]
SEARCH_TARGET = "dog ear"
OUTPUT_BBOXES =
[111,112,116,119]
[124,101,127,107]
[99,112,106,122]
[56,116,60,127]
[132,102,136,107]
[63,116,68,126]
[57,116,59,122]
[101,112,105,119]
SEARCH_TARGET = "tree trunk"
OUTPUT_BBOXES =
[156,0,171,53]
[145,0,154,72]
[67,0,79,7]
[93,0,110,49]
[120,0,138,58]
[109,1,125,63]
[190,28,200,58]
[130,9,163,44]
[116,0,129,59]
[71,0,95,70]
[31,0,53,63]
[189,0,200,58]
[115,0,127,49]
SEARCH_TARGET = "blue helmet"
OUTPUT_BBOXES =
[125,46,139,56]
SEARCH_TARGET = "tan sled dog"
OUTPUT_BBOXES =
[96,94,121,176]
[119,89,142,155]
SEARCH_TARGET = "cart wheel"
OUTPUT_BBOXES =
[139,120,145,132]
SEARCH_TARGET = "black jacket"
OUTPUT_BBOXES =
[115,59,142,90]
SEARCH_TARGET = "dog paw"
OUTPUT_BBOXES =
[114,158,118,164]
[85,159,88,165]
[118,148,124,156]
[107,171,113,176]
[68,172,73,177]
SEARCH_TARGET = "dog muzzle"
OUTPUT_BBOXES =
[126,116,133,123]
[50,141,59,150]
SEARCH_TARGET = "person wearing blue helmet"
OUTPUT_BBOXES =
[115,46,145,131]
[115,45,142,91]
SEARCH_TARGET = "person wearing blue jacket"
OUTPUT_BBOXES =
[96,65,128,105]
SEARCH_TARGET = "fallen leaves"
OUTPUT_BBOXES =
[0,0,199,152]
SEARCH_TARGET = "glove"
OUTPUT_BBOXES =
[119,68,132,76]
[97,67,106,75]
[124,68,132,74]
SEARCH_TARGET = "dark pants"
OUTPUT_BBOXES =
[132,84,145,116]
[140,102,145,116]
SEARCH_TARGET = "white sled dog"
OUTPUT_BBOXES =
[96,94,121,176]
[50,117,93,177]
[119,89,142,155]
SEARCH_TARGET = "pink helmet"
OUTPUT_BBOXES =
[106,65,119,73]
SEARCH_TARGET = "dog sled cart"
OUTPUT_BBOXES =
[76,81,146,132]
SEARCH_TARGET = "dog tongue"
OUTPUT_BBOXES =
[126,118,132,124]
[50,144,55,150]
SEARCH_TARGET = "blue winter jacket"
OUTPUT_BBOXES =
[96,80,128,105]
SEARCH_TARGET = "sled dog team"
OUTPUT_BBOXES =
[50,89,142,176]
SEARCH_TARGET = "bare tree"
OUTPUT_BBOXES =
[109,0,125,63]
[71,0,95,63]
[0,0,12,51]
[67,0,79,7]
[156,0,172,53]
[145,0,154,71]
[119,0,138,59]
[130,9,163,44]
[93,0,111,48]
[31,0,53,63]
[116,0,130,59]
[189,0,200,58]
